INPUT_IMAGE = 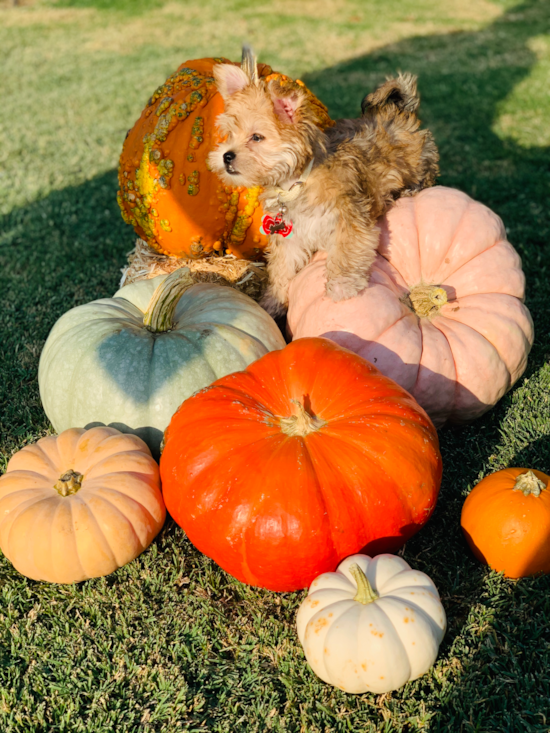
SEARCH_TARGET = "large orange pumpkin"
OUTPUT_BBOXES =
[461,468,550,578]
[160,337,442,591]
[117,58,333,259]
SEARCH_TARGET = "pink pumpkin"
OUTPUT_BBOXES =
[287,186,534,426]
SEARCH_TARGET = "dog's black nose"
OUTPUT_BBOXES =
[223,151,236,165]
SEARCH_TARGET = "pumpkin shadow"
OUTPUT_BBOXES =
[84,420,163,461]
[360,523,425,558]
[319,331,489,426]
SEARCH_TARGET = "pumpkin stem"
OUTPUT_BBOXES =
[278,399,326,437]
[54,469,84,497]
[349,563,379,605]
[513,470,546,497]
[143,268,195,333]
[403,283,448,319]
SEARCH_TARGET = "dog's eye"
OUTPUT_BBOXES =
[251,133,265,142]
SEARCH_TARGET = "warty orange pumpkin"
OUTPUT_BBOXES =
[117,57,333,259]
[160,337,442,591]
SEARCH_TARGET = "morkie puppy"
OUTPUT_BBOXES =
[208,47,439,316]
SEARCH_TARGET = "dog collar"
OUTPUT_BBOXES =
[263,159,314,210]
[260,160,313,238]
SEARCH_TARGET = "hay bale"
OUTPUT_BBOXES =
[120,238,268,302]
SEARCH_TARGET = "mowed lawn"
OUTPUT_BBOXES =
[1,0,550,730]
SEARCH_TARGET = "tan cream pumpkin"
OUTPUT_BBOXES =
[0,427,165,583]
[287,186,534,426]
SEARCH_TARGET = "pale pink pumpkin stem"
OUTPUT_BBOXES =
[403,283,448,319]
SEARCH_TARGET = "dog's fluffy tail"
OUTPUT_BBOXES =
[361,73,419,116]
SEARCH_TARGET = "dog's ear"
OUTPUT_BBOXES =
[213,45,258,100]
[213,64,250,100]
[269,89,306,125]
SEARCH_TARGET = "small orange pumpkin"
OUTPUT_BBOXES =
[461,468,550,578]
[117,57,333,259]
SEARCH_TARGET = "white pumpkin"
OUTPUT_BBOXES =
[296,554,446,694]
[38,269,286,457]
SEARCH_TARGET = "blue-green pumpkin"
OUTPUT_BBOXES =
[39,269,285,457]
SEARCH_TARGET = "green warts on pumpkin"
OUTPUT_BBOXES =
[348,563,379,605]
[54,469,83,497]
[143,269,195,333]
[402,284,448,319]
[513,470,547,497]
[119,75,215,252]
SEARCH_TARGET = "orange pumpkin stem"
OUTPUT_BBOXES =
[278,399,326,437]
[143,268,195,333]
[349,563,379,605]
[513,470,546,497]
[54,469,83,497]
[405,284,448,319]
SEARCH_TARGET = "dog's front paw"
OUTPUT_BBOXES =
[259,289,288,318]
[325,275,368,302]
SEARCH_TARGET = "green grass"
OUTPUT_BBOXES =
[2,0,550,730]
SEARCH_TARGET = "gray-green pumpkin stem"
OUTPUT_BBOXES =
[348,563,379,605]
[143,268,195,333]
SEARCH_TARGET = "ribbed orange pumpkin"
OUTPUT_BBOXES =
[461,468,550,578]
[117,57,333,259]
[0,427,165,583]
[160,337,442,591]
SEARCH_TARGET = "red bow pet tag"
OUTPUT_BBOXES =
[260,213,293,238]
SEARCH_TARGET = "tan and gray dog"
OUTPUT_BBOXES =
[208,47,439,317]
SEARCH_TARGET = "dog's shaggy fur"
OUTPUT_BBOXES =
[208,49,439,316]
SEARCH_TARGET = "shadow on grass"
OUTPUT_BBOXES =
[0,169,133,452]
[2,0,550,728]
